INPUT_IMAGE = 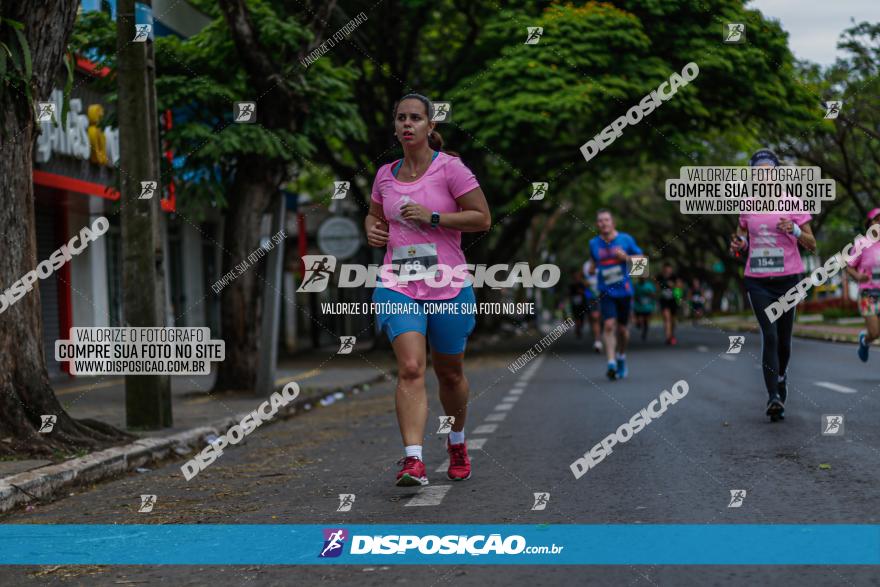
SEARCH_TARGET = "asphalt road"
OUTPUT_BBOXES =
[2,322,879,586]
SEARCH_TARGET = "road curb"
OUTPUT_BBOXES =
[0,372,393,515]
[711,321,860,344]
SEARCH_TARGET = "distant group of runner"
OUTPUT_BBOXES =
[570,256,709,351]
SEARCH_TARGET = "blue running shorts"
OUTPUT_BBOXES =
[372,286,477,354]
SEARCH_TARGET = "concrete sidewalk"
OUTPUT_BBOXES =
[0,329,534,513]
[0,343,398,513]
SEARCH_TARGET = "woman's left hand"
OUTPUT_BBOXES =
[401,202,432,224]
[777,217,795,234]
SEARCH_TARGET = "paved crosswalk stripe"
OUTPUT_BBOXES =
[509,388,525,395]
[485,412,507,422]
[502,396,520,403]
[405,485,451,506]
[493,403,514,411]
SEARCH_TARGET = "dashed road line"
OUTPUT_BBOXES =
[405,485,451,506]
[815,381,857,394]
[472,423,498,434]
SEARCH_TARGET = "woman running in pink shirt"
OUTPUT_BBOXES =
[846,208,880,362]
[365,94,491,486]
[729,149,816,421]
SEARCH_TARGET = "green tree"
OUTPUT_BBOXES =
[74,1,363,392]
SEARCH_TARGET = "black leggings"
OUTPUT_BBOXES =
[744,275,800,398]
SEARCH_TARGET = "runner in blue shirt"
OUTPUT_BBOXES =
[588,209,643,380]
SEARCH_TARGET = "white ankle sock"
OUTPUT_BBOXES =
[404,445,422,460]
[448,431,465,445]
[616,353,626,360]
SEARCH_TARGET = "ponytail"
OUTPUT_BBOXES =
[428,129,444,152]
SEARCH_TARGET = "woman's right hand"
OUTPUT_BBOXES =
[366,220,390,247]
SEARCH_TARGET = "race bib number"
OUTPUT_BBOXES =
[660,287,674,299]
[750,247,785,274]
[872,268,880,282]
[601,265,624,285]
[392,243,438,282]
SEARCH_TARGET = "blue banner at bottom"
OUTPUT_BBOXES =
[0,525,878,565]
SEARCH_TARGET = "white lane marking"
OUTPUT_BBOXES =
[721,355,736,361]
[501,396,520,403]
[514,381,528,387]
[509,388,525,395]
[405,485,451,506]
[493,403,514,411]
[472,424,498,434]
[815,381,857,394]
[485,412,507,422]
[697,345,709,352]
[468,438,487,450]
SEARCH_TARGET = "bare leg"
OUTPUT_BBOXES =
[603,318,617,362]
[392,331,428,446]
[431,350,469,433]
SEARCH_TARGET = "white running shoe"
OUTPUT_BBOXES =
[593,340,603,353]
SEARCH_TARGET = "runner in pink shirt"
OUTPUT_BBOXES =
[364,94,491,487]
[846,208,880,362]
[729,149,816,421]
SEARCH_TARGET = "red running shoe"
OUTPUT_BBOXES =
[396,456,428,487]
[668,336,678,346]
[446,440,471,481]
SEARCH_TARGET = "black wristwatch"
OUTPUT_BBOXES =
[430,211,440,228]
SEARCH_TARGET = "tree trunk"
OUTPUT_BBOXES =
[212,156,285,392]
[0,1,131,457]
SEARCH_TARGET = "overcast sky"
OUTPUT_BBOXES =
[748,0,879,65]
